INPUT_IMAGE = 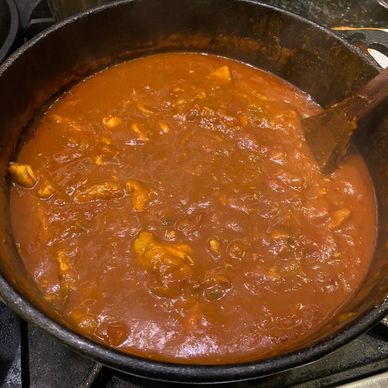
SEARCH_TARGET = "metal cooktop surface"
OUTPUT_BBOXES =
[1,0,388,387]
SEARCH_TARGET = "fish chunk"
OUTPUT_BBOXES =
[125,179,150,212]
[8,163,37,188]
[210,65,232,82]
[74,182,123,202]
[133,231,194,297]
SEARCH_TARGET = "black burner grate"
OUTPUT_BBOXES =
[1,0,388,387]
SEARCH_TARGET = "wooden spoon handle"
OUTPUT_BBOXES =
[352,67,388,120]
[302,67,388,174]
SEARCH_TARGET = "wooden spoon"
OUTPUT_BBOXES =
[302,67,388,174]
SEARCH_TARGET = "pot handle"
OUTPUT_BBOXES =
[333,28,388,67]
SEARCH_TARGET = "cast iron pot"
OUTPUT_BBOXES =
[0,0,387,383]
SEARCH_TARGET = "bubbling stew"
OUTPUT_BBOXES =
[9,53,376,364]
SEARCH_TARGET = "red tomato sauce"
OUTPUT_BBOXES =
[9,53,376,364]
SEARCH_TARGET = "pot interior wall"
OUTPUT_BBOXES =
[0,0,386,363]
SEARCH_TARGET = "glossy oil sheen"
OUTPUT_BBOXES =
[9,53,377,364]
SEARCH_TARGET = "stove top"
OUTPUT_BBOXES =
[1,1,388,387]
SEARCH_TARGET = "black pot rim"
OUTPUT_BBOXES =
[0,0,386,383]
[0,0,19,64]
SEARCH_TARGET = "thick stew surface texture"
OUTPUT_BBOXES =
[9,53,376,364]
